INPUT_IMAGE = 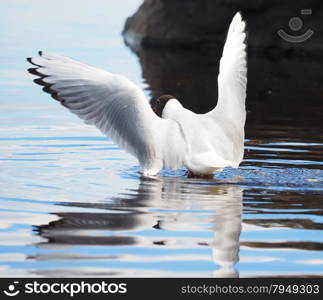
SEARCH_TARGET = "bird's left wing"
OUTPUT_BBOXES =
[200,13,247,166]
[209,12,247,123]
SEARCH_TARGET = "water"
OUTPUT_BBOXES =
[1,0,323,277]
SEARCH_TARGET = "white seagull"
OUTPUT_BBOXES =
[27,12,247,177]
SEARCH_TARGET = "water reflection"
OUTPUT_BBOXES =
[211,185,242,277]
[33,177,243,277]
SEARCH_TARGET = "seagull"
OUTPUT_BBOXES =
[27,12,247,177]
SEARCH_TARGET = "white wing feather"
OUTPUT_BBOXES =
[213,12,247,122]
[203,12,247,166]
[27,51,185,173]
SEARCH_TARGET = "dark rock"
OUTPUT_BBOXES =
[123,0,323,56]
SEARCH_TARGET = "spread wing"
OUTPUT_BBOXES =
[27,51,184,171]
[200,12,247,166]
[210,12,247,122]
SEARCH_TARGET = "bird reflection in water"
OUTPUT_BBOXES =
[33,177,243,277]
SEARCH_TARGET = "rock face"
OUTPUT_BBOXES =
[124,0,323,55]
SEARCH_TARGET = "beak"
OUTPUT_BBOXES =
[152,105,158,113]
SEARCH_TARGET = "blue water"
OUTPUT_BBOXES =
[1,0,323,277]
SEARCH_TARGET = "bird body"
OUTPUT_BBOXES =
[27,13,247,177]
[163,101,243,175]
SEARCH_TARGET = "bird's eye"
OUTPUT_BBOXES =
[157,100,160,104]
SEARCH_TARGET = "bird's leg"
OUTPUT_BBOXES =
[186,170,194,178]
[186,170,214,179]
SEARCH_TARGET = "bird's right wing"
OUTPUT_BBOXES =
[27,51,179,170]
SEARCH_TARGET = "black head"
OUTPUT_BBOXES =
[152,94,175,117]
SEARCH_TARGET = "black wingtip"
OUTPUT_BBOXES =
[27,51,67,105]
[27,56,43,67]
[26,51,43,64]
[27,67,43,77]
[34,77,47,87]
[42,85,62,102]
[43,85,55,94]
[61,99,69,108]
